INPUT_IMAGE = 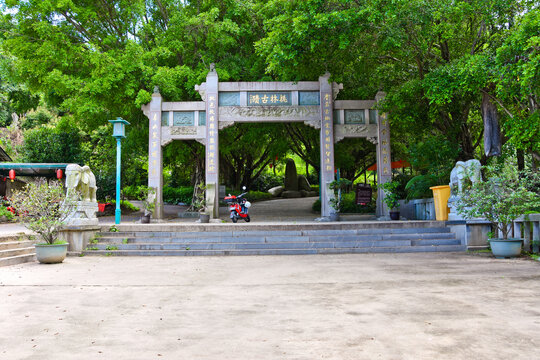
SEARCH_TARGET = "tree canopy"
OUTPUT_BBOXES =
[0,0,538,197]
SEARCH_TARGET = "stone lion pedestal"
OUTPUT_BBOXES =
[60,202,101,253]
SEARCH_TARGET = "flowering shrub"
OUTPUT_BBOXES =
[456,165,540,239]
[10,178,70,245]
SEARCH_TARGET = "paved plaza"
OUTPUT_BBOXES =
[1,252,539,359]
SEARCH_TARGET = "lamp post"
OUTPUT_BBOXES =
[109,117,130,224]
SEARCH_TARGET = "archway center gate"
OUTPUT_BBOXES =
[142,67,393,220]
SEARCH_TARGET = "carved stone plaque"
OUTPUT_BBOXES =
[171,126,197,135]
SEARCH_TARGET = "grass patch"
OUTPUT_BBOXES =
[106,245,119,251]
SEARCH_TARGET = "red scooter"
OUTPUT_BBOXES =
[224,187,251,223]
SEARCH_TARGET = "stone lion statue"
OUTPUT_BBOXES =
[65,164,97,202]
[449,159,482,195]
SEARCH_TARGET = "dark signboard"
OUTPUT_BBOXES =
[355,183,372,205]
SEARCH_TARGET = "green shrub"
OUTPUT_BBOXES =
[122,185,148,200]
[110,200,139,212]
[312,193,375,214]
[163,186,194,205]
[0,206,14,221]
[251,173,283,192]
[244,191,273,202]
[310,185,319,194]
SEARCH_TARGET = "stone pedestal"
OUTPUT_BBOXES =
[64,201,99,226]
[60,225,101,252]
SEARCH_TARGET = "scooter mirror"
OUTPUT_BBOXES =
[242,186,246,190]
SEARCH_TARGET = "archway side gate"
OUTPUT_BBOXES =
[142,67,393,220]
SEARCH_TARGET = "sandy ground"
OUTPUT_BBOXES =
[1,252,539,360]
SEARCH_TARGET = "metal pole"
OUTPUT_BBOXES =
[115,138,122,224]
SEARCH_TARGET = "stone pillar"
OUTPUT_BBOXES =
[205,65,220,218]
[146,87,164,219]
[375,91,392,218]
[319,73,335,218]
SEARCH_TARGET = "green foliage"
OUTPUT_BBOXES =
[122,185,148,200]
[110,200,140,213]
[251,173,283,192]
[312,194,375,214]
[382,181,401,210]
[329,178,352,212]
[405,174,440,200]
[163,186,194,205]
[21,118,82,163]
[20,108,53,130]
[0,206,14,221]
[10,179,69,245]
[244,191,274,202]
[456,165,540,239]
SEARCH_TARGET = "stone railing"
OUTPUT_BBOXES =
[513,214,540,253]
[398,198,435,220]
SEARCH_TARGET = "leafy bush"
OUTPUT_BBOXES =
[310,185,319,194]
[163,186,194,205]
[312,193,375,214]
[109,200,140,212]
[405,174,439,199]
[20,108,53,130]
[251,173,283,192]
[21,118,82,164]
[122,185,149,200]
[245,191,274,202]
[0,206,14,221]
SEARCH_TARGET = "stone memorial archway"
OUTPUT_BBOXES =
[142,66,392,220]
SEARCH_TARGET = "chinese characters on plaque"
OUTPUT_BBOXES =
[322,93,334,174]
[248,92,291,106]
[206,94,218,174]
[378,113,391,176]
[149,112,160,178]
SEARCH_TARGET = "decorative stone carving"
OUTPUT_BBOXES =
[64,164,99,226]
[449,159,482,195]
[304,119,321,129]
[65,164,97,202]
[332,82,344,100]
[219,106,319,120]
[171,126,197,135]
[218,120,235,130]
[195,138,206,145]
[448,159,483,221]
[367,137,378,145]
[195,83,207,101]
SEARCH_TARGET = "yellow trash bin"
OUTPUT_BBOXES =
[429,185,451,221]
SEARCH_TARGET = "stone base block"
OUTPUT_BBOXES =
[60,225,101,253]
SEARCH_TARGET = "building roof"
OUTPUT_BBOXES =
[0,163,71,177]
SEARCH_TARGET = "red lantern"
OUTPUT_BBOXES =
[275,156,278,161]
[9,169,15,182]
[56,169,63,179]
[269,164,273,169]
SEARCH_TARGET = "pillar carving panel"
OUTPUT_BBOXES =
[205,66,219,218]
[375,91,392,218]
[319,73,335,217]
[144,90,164,219]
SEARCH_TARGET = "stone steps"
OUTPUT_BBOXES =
[0,235,36,267]
[83,222,464,256]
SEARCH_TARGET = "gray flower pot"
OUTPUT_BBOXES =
[35,243,68,264]
[490,238,523,259]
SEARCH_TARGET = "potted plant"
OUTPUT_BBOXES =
[329,178,352,221]
[140,187,156,223]
[382,181,401,220]
[191,183,209,223]
[10,179,71,264]
[456,165,540,258]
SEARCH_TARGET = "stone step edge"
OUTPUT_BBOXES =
[82,245,466,255]
[0,253,36,266]
[0,247,36,258]
[0,240,36,249]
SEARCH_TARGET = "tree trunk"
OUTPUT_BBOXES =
[482,92,501,157]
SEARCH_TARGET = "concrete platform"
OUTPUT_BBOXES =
[1,253,539,359]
